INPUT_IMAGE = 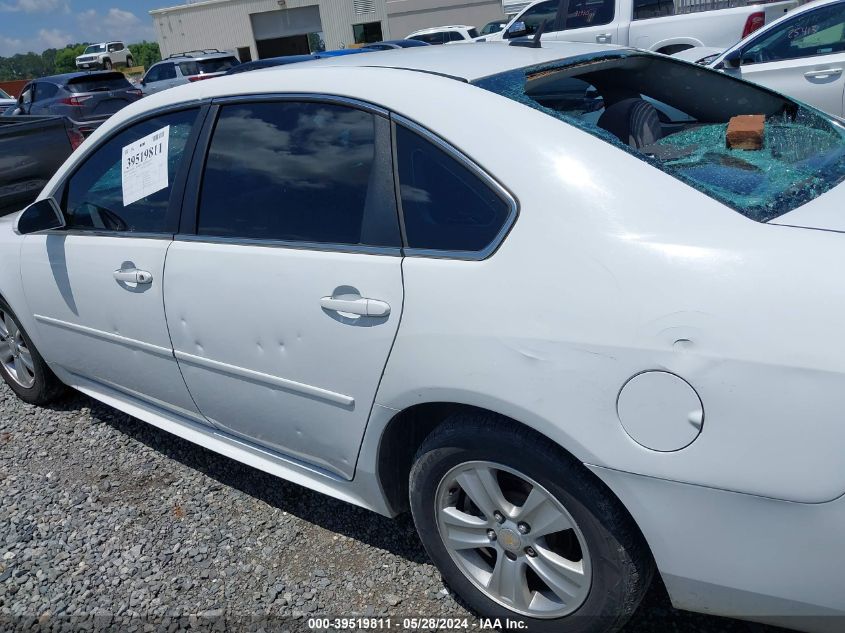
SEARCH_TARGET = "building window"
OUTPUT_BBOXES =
[353,21,383,44]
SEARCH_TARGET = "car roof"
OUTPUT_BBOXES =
[302,40,622,82]
[163,50,237,62]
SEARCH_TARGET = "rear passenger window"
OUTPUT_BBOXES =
[198,101,399,247]
[396,125,513,253]
[63,108,199,233]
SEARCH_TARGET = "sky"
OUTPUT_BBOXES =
[0,0,167,56]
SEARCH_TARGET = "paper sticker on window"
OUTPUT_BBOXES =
[122,126,169,207]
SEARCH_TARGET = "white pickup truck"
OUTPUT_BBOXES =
[484,0,799,54]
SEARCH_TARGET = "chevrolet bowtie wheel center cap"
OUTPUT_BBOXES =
[497,526,523,552]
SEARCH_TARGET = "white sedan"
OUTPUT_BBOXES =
[674,0,845,117]
[2,42,845,632]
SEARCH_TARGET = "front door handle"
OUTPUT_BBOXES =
[320,296,390,317]
[804,68,842,80]
[114,268,153,284]
[596,33,612,43]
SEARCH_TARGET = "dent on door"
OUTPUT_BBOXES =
[163,242,404,479]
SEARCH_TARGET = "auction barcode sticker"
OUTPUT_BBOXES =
[122,126,170,207]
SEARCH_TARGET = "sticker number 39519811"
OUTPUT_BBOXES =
[122,126,170,207]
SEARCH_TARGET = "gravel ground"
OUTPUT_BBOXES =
[0,381,783,633]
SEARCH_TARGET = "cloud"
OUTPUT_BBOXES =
[0,0,69,13]
[0,28,72,55]
[76,7,155,43]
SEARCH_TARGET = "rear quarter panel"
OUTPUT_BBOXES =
[344,72,845,504]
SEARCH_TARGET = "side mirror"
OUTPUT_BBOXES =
[16,198,65,235]
[721,48,742,69]
[504,21,529,39]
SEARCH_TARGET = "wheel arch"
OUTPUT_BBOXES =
[376,402,638,520]
[374,400,659,583]
[649,37,702,53]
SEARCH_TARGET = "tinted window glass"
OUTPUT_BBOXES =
[468,28,480,38]
[160,63,177,79]
[564,0,615,28]
[517,1,558,33]
[518,0,615,33]
[64,109,198,232]
[742,5,845,64]
[397,125,511,252]
[143,66,161,83]
[68,73,132,93]
[197,57,239,73]
[634,0,675,20]
[410,32,446,44]
[199,102,396,246]
[34,82,58,101]
[179,61,199,76]
[448,31,466,41]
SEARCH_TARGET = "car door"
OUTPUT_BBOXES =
[28,82,59,116]
[514,0,620,45]
[163,98,404,479]
[141,65,162,94]
[19,106,208,421]
[731,3,845,117]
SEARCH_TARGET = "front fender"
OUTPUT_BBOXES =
[0,211,41,351]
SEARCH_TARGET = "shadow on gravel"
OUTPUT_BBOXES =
[47,392,786,633]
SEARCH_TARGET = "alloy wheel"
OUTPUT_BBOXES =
[0,309,36,389]
[435,461,592,619]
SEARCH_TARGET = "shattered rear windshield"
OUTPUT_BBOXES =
[473,52,845,221]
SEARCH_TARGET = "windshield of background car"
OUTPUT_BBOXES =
[0,88,10,99]
[741,3,845,65]
[67,73,133,93]
[474,52,845,221]
[83,44,106,54]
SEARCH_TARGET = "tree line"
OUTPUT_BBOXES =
[0,41,162,81]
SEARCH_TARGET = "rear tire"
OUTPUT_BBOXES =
[103,59,112,70]
[0,297,66,405]
[410,412,653,633]
[126,56,134,68]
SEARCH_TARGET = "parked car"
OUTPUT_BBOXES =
[310,48,374,58]
[0,115,83,215]
[363,39,431,50]
[0,87,15,116]
[5,41,845,633]
[406,25,481,44]
[479,20,510,36]
[10,72,142,135]
[140,50,240,95]
[75,41,133,71]
[674,0,845,118]
[224,49,373,76]
[487,0,797,54]
[224,54,315,75]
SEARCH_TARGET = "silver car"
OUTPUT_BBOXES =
[140,50,241,95]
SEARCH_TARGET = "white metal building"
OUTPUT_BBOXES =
[150,0,504,61]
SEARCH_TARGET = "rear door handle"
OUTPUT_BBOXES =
[114,268,153,284]
[596,33,612,43]
[320,296,390,317]
[804,68,842,79]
